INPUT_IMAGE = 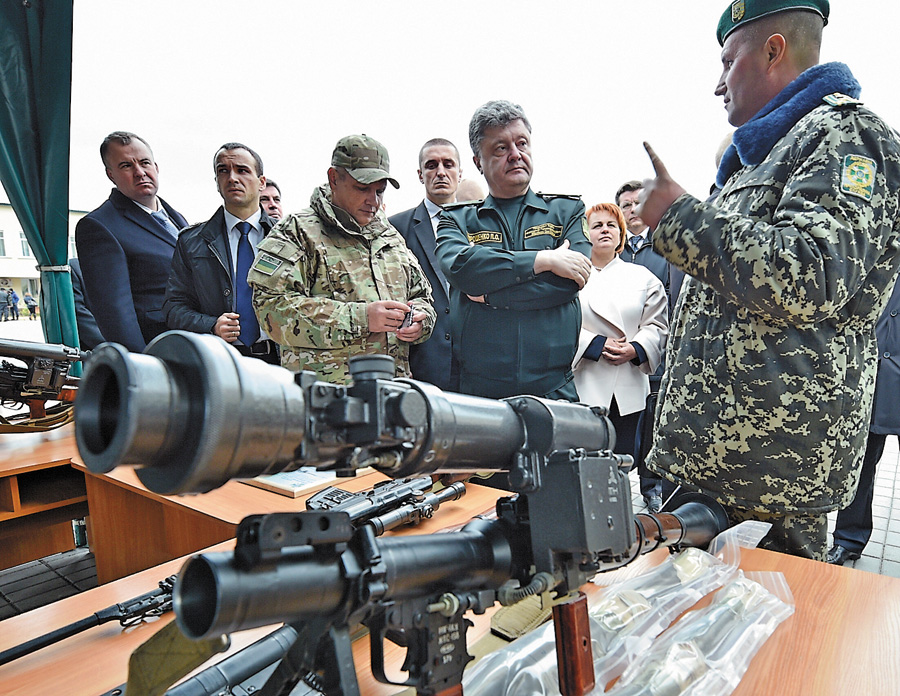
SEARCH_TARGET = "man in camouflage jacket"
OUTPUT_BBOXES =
[248,135,435,384]
[638,1,900,558]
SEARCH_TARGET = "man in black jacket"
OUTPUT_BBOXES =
[164,142,279,363]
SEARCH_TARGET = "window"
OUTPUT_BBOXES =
[69,235,76,259]
[0,230,6,257]
[20,232,31,257]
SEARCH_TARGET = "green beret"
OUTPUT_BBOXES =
[717,0,829,45]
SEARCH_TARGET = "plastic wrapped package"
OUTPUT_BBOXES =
[460,521,770,695]
[605,571,795,696]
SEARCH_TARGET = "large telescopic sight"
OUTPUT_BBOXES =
[75,331,614,496]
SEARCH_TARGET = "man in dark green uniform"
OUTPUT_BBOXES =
[436,100,591,400]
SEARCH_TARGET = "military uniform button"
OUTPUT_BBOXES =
[884,352,891,358]
[444,307,450,314]
[891,311,897,317]
[224,288,231,296]
[444,333,451,340]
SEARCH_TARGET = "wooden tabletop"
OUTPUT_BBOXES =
[2,528,900,695]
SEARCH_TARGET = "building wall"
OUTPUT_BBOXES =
[0,203,87,301]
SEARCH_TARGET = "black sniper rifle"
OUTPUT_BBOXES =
[74,332,729,696]
[0,337,83,431]
[306,476,468,535]
[0,576,177,667]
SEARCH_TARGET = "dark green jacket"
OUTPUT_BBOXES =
[436,189,588,399]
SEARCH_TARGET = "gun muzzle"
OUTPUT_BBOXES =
[74,333,307,494]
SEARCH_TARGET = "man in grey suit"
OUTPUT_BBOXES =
[389,138,461,391]
[75,131,187,352]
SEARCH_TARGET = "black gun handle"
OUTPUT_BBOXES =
[0,615,100,666]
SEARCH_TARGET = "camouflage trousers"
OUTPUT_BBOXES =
[724,505,827,561]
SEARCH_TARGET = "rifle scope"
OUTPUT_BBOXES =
[74,332,613,494]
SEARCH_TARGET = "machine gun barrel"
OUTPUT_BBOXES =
[0,576,175,666]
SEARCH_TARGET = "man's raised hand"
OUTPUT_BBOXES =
[636,142,686,229]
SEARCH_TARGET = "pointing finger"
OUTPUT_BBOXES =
[643,141,670,179]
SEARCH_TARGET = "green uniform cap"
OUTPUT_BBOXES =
[331,134,399,189]
[717,0,829,45]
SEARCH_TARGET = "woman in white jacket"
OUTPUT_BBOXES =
[573,202,668,461]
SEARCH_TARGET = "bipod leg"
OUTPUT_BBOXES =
[258,620,360,696]
[552,591,594,696]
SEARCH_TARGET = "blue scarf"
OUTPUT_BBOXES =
[715,62,861,188]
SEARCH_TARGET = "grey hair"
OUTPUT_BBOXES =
[468,100,532,156]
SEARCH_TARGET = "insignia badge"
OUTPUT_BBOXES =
[841,154,876,202]
[731,0,745,22]
[466,231,503,245]
[253,252,283,276]
[823,92,862,108]
[523,223,563,240]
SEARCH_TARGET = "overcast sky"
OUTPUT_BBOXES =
[5,1,900,224]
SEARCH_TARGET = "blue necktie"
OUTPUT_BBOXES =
[151,210,180,239]
[235,221,260,345]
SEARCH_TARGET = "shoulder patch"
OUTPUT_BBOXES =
[251,252,284,276]
[841,154,876,202]
[536,192,582,201]
[823,92,863,108]
[443,200,480,211]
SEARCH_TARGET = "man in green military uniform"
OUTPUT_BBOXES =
[638,0,900,559]
[436,100,592,400]
[248,134,436,384]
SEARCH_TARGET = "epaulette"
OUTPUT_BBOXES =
[823,93,863,108]
[536,192,582,201]
[443,200,481,210]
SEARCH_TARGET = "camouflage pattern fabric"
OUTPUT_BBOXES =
[725,506,827,562]
[248,184,435,384]
[648,98,900,519]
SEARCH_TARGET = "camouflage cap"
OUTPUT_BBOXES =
[331,134,400,189]
[717,0,829,46]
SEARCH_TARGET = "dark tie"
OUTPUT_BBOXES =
[151,210,180,239]
[630,235,643,254]
[235,221,260,345]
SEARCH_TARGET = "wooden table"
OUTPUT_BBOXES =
[0,483,505,696]
[5,432,900,694]
[0,427,88,570]
[1,513,899,695]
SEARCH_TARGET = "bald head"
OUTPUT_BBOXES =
[742,9,823,74]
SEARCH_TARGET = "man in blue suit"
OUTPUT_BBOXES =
[75,131,188,352]
[389,138,462,391]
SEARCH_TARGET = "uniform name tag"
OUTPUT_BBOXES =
[467,231,503,245]
[253,252,282,276]
[523,223,562,240]
[841,154,876,201]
